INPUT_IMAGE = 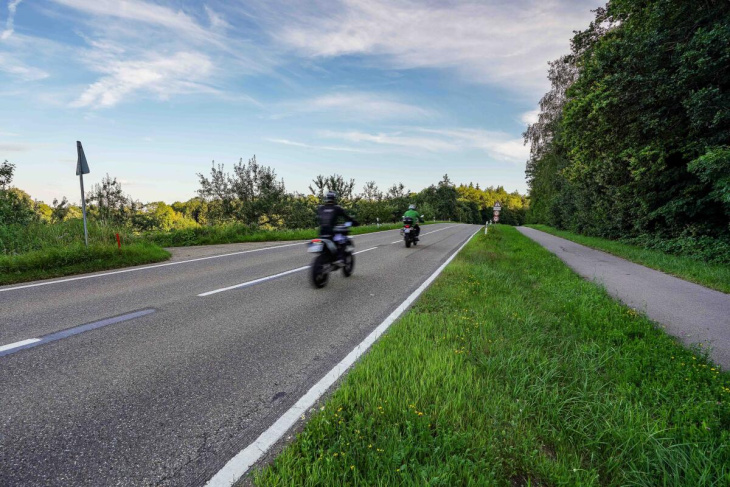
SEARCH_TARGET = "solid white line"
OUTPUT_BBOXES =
[198,266,311,297]
[0,241,308,293]
[204,226,481,487]
[0,338,41,353]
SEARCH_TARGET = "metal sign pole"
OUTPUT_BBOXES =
[76,141,91,247]
[79,173,88,247]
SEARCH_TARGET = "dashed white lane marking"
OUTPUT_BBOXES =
[0,309,156,358]
[199,246,381,297]
[204,226,481,487]
[0,338,40,353]
[198,266,311,297]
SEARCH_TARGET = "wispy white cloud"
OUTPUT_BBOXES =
[0,142,29,151]
[321,127,529,163]
[204,5,230,30]
[322,130,458,152]
[269,0,596,95]
[49,0,208,39]
[0,52,49,80]
[276,92,431,120]
[419,128,529,163]
[1,0,23,40]
[521,109,540,125]
[0,0,271,107]
[267,137,370,153]
[72,51,215,108]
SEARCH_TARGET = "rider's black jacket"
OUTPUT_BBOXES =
[317,204,355,237]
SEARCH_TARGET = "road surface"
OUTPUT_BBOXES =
[517,226,730,369]
[0,224,479,486]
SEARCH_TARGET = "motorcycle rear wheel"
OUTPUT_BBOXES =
[342,252,355,277]
[311,254,329,288]
[405,238,411,248]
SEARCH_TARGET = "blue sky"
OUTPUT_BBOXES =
[1,0,599,204]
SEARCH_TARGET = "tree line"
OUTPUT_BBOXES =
[0,157,528,236]
[524,0,730,261]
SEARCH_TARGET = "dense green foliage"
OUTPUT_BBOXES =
[256,226,730,486]
[528,224,730,293]
[525,0,730,263]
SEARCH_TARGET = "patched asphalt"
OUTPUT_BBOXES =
[0,224,479,486]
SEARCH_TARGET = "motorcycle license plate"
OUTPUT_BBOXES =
[308,242,324,253]
[404,228,411,233]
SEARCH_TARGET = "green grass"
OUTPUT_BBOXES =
[526,224,730,294]
[254,225,730,486]
[0,242,170,285]
[0,219,138,254]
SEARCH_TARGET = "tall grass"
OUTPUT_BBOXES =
[526,224,730,293]
[0,219,138,255]
[254,226,730,486]
[0,242,169,285]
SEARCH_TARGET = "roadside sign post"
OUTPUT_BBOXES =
[493,201,501,224]
[76,141,91,247]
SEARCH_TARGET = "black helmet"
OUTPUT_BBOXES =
[325,191,337,204]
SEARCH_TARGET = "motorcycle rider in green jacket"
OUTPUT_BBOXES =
[402,204,423,240]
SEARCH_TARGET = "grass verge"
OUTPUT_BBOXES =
[0,242,170,286]
[254,225,730,486]
[525,224,730,294]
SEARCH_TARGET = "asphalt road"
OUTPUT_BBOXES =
[517,226,730,369]
[0,223,479,486]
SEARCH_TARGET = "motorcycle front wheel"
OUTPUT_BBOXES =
[311,254,329,288]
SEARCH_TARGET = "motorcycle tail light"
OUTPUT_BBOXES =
[405,225,410,228]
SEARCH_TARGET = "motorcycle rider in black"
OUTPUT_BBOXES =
[317,191,357,265]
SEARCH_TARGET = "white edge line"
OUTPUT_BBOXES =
[0,338,41,353]
[0,241,307,293]
[204,226,482,487]
[199,266,311,297]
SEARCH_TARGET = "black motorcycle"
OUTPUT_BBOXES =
[401,217,419,248]
[308,222,355,288]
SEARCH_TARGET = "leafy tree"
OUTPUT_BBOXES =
[51,197,71,223]
[0,160,14,189]
[525,0,730,255]
[309,174,357,205]
[87,174,130,226]
[198,156,287,227]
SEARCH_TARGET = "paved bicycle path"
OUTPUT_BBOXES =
[517,226,730,370]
